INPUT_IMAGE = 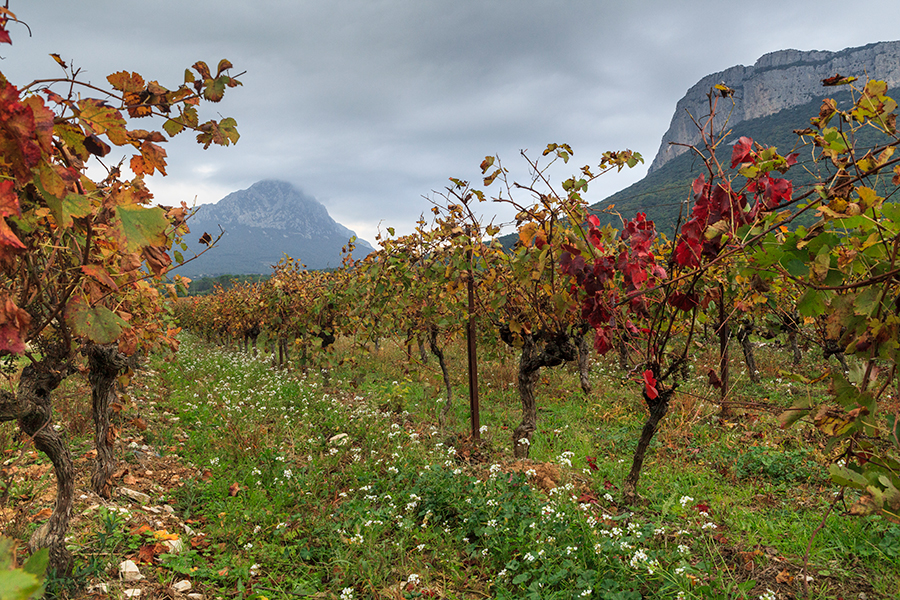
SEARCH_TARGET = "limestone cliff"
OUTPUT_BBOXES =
[649,41,900,173]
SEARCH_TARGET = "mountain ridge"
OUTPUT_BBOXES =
[176,180,374,277]
[649,40,900,172]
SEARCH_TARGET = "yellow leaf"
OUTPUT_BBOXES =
[518,222,538,246]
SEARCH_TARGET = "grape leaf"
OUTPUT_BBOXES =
[107,71,146,93]
[68,298,129,344]
[44,192,90,229]
[115,204,169,252]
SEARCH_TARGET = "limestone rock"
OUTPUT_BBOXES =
[649,41,900,173]
[119,559,143,582]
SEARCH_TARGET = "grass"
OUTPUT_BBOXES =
[1,332,899,599]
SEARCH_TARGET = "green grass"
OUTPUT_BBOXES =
[3,333,899,599]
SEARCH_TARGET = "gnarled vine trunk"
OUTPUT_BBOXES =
[576,333,592,394]
[623,386,673,504]
[510,331,577,459]
[428,328,453,427]
[781,311,803,365]
[736,322,760,384]
[86,343,128,498]
[788,330,802,365]
[0,361,74,577]
[418,334,429,365]
[512,335,541,458]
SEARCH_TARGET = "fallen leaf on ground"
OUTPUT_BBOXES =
[776,569,794,584]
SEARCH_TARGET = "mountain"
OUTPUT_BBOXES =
[586,40,900,237]
[175,180,374,278]
[650,40,900,173]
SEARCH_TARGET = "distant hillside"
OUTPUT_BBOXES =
[175,180,374,278]
[494,41,900,248]
[495,96,841,247]
[588,90,858,238]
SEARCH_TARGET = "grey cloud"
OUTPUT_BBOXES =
[6,0,900,245]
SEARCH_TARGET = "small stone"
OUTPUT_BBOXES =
[161,504,175,514]
[123,589,142,599]
[172,580,192,593]
[120,487,151,504]
[187,594,205,600]
[119,559,143,582]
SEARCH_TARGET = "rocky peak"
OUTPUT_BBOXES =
[649,40,900,173]
[195,179,337,233]
[178,180,373,277]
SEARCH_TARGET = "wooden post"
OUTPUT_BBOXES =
[718,282,730,411]
[466,227,481,442]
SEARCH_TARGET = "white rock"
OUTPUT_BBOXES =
[119,559,143,582]
[187,594,205,600]
[161,505,175,514]
[120,487,151,504]
[164,538,185,554]
[172,580,192,593]
[124,589,142,598]
[328,433,349,445]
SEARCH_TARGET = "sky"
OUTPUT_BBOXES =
[4,1,900,246]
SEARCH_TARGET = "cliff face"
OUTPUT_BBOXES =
[649,40,900,173]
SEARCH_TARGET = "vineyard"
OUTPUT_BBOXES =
[0,6,899,600]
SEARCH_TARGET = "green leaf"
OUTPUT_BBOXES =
[829,463,868,489]
[76,99,127,145]
[162,118,185,137]
[203,77,226,102]
[781,257,808,277]
[880,201,900,223]
[797,288,826,317]
[854,287,882,317]
[45,193,90,229]
[0,537,13,569]
[53,122,88,160]
[22,548,48,578]
[778,398,812,428]
[0,570,42,600]
[196,118,240,149]
[512,573,530,585]
[116,204,169,252]
[68,298,129,344]
[181,106,199,128]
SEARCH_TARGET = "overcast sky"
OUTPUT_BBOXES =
[5,1,900,244]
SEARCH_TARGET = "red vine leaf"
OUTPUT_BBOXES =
[642,369,658,400]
